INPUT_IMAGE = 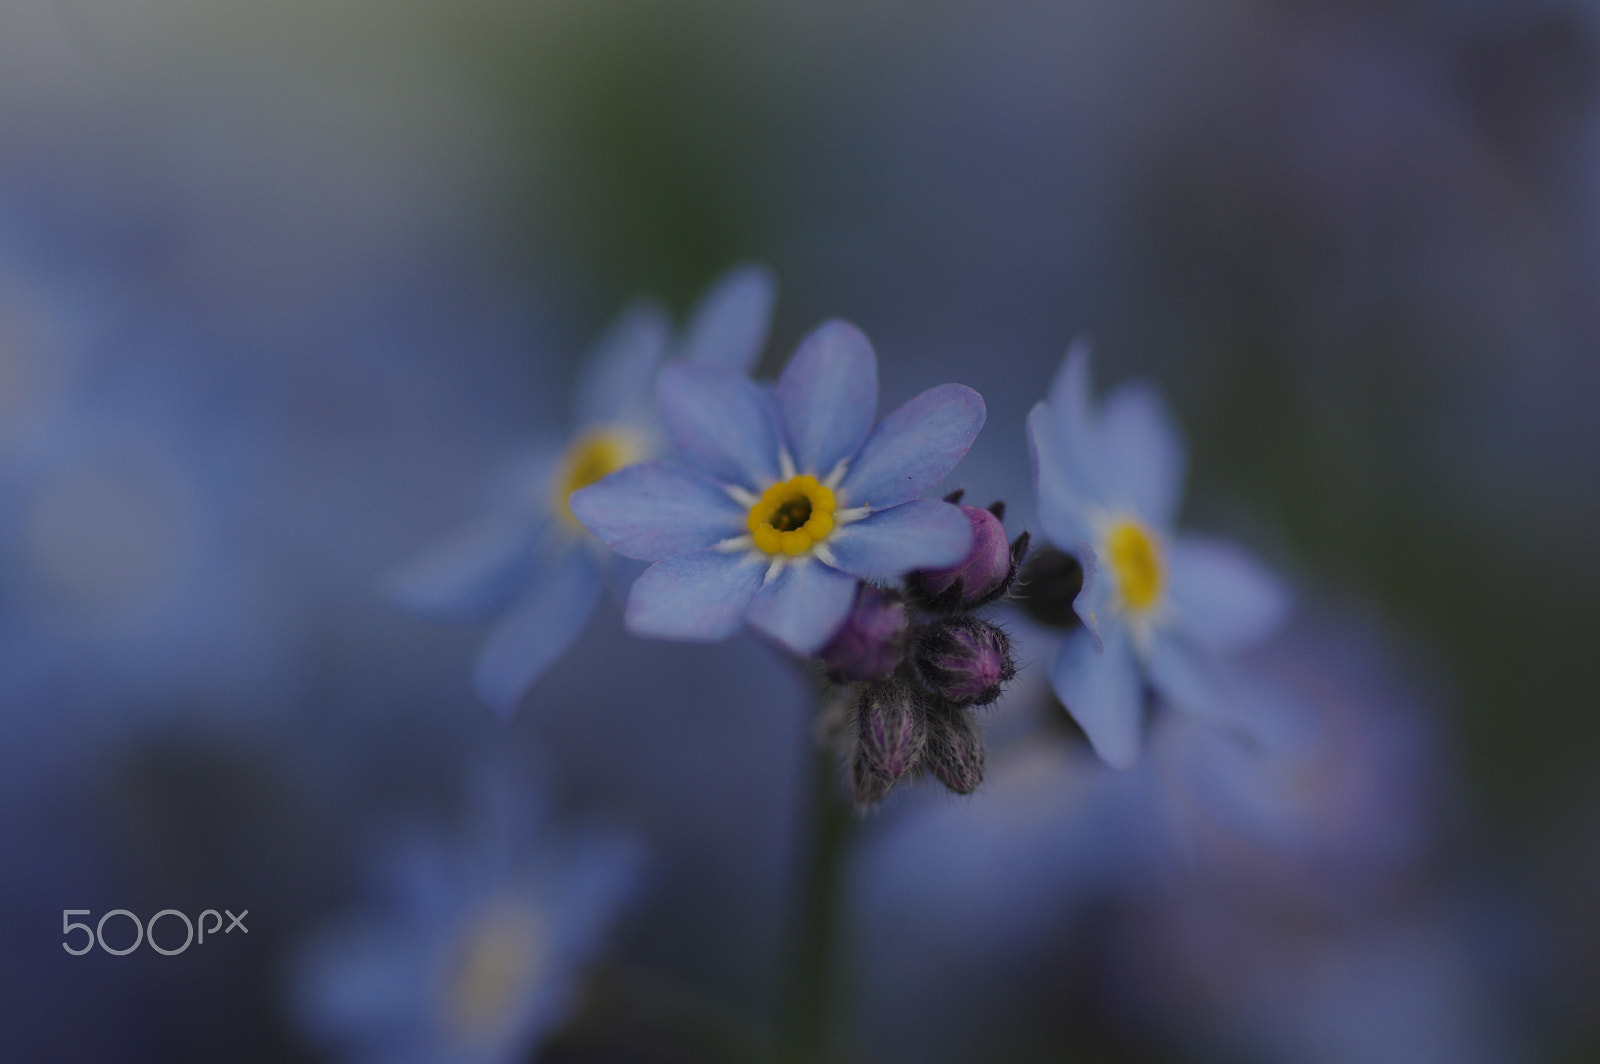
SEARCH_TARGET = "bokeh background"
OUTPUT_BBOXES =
[3,1,1598,1061]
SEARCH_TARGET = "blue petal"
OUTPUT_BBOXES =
[625,549,767,642]
[657,363,781,490]
[1095,380,1187,528]
[474,548,604,719]
[1026,401,1097,550]
[1073,542,1111,648]
[773,319,878,478]
[825,500,972,580]
[1166,534,1291,653]
[570,461,744,562]
[1146,626,1233,725]
[1042,340,1104,498]
[1050,622,1143,769]
[837,384,985,509]
[744,558,859,655]
[678,264,776,373]
[572,301,672,429]
[385,516,543,622]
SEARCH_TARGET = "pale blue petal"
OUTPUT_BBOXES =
[838,384,985,508]
[1043,339,1104,497]
[657,363,781,489]
[1166,534,1292,653]
[1026,401,1097,550]
[1050,622,1143,770]
[473,549,604,719]
[678,263,776,373]
[1073,542,1111,648]
[1095,380,1187,528]
[569,462,744,562]
[774,319,878,477]
[1146,626,1233,726]
[825,500,972,580]
[744,558,859,655]
[572,301,672,429]
[384,517,542,622]
[625,549,767,642]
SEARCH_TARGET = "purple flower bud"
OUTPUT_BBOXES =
[910,505,1013,609]
[856,678,928,780]
[848,751,894,807]
[923,707,984,794]
[818,585,908,682]
[913,616,1016,707]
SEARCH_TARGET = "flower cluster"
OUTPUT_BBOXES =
[818,495,1029,805]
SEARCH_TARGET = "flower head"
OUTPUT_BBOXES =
[1026,342,1290,768]
[387,266,776,717]
[289,772,642,1064]
[572,319,985,656]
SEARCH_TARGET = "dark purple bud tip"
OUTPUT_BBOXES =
[818,585,909,683]
[856,677,928,780]
[914,616,1016,708]
[923,706,985,795]
[909,505,1014,611]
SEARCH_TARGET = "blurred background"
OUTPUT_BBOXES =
[2,0,1598,1061]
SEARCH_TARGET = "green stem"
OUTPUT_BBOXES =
[779,722,854,1061]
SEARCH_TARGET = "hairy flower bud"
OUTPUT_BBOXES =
[848,750,895,807]
[855,677,928,780]
[1017,546,1084,629]
[913,616,1016,707]
[923,706,985,794]
[818,585,909,682]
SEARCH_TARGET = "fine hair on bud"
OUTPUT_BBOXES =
[922,703,985,794]
[856,676,928,781]
[913,616,1017,708]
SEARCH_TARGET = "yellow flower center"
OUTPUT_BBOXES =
[1105,518,1164,613]
[746,474,837,556]
[554,429,643,527]
[442,896,548,1044]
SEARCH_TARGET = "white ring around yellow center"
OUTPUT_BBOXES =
[554,428,644,528]
[746,474,837,556]
[1104,518,1164,614]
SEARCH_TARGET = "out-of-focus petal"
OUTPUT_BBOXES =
[839,384,985,509]
[1147,626,1233,726]
[1050,622,1143,770]
[744,558,858,655]
[1027,401,1097,549]
[1166,534,1292,653]
[624,549,766,642]
[657,363,781,490]
[385,516,543,622]
[677,263,776,373]
[570,462,744,562]
[774,319,878,478]
[826,501,972,580]
[572,301,672,429]
[474,548,605,719]
[1073,542,1110,648]
[1096,380,1187,528]
[1042,339,1103,497]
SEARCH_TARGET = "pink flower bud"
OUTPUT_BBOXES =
[912,504,1015,609]
[818,585,908,682]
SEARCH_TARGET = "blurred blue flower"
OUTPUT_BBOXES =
[1027,342,1291,768]
[388,266,775,717]
[572,319,984,655]
[290,771,643,1064]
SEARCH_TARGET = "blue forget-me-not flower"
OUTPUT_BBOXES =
[290,772,642,1064]
[571,320,985,656]
[388,266,775,717]
[1027,342,1290,768]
